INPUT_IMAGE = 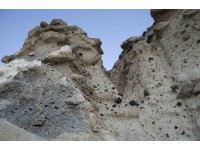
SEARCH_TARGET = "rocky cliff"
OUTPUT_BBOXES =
[0,10,200,141]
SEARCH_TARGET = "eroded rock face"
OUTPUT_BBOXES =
[0,19,117,140]
[0,10,200,141]
[110,9,200,140]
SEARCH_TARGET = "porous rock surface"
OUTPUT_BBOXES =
[0,10,200,141]
[110,9,200,140]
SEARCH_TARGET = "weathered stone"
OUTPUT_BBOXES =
[194,24,200,30]
[115,97,122,104]
[183,10,198,17]
[150,9,166,19]
[182,33,191,41]
[40,21,48,28]
[170,85,179,92]
[1,55,15,64]
[0,100,11,111]
[176,83,194,99]
[28,53,34,56]
[144,89,150,97]
[41,45,76,64]
[1,10,200,141]
[31,114,45,127]
[153,21,169,32]
[0,119,44,140]
[121,37,144,50]
[50,19,67,26]
[110,10,200,141]
[197,115,200,128]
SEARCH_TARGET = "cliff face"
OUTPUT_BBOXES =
[110,9,200,140]
[0,19,119,140]
[0,10,200,141]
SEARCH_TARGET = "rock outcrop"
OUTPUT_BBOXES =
[0,19,120,141]
[110,9,200,140]
[0,10,200,141]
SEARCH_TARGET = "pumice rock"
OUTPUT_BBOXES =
[0,10,200,141]
[110,9,200,141]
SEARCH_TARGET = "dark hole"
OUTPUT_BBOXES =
[118,93,123,97]
[11,110,15,113]
[115,97,122,104]
[144,89,150,97]
[112,105,116,108]
[194,91,200,95]
[54,106,59,109]
[174,126,178,129]
[149,57,153,61]
[170,85,179,92]
[177,102,182,107]
[181,131,185,135]
[129,100,139,107]
[185,24,189,27]
[146,34,153,44]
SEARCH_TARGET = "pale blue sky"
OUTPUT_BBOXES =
[0,10,153,70]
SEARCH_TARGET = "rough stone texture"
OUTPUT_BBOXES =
[110,9,200,140]
[0,19,118,141]
[0,119,44,141]
[0,10,200,141]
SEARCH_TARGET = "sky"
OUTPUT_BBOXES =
[0,10,153,70]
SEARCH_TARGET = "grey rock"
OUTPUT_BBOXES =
[170,85,179,92]
[176,83,194,99]
[0,100,11,111]
[50,19,68,26]
[110,10,200,140]
[153,21,169,32]
[31,113,45,127]
[182,33,191,41]
[183,10,198,17]
[1,10,200,141]
[40,21,48,28]
[197,116,200,128]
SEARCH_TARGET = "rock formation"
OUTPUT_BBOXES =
[0,10,200,140]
